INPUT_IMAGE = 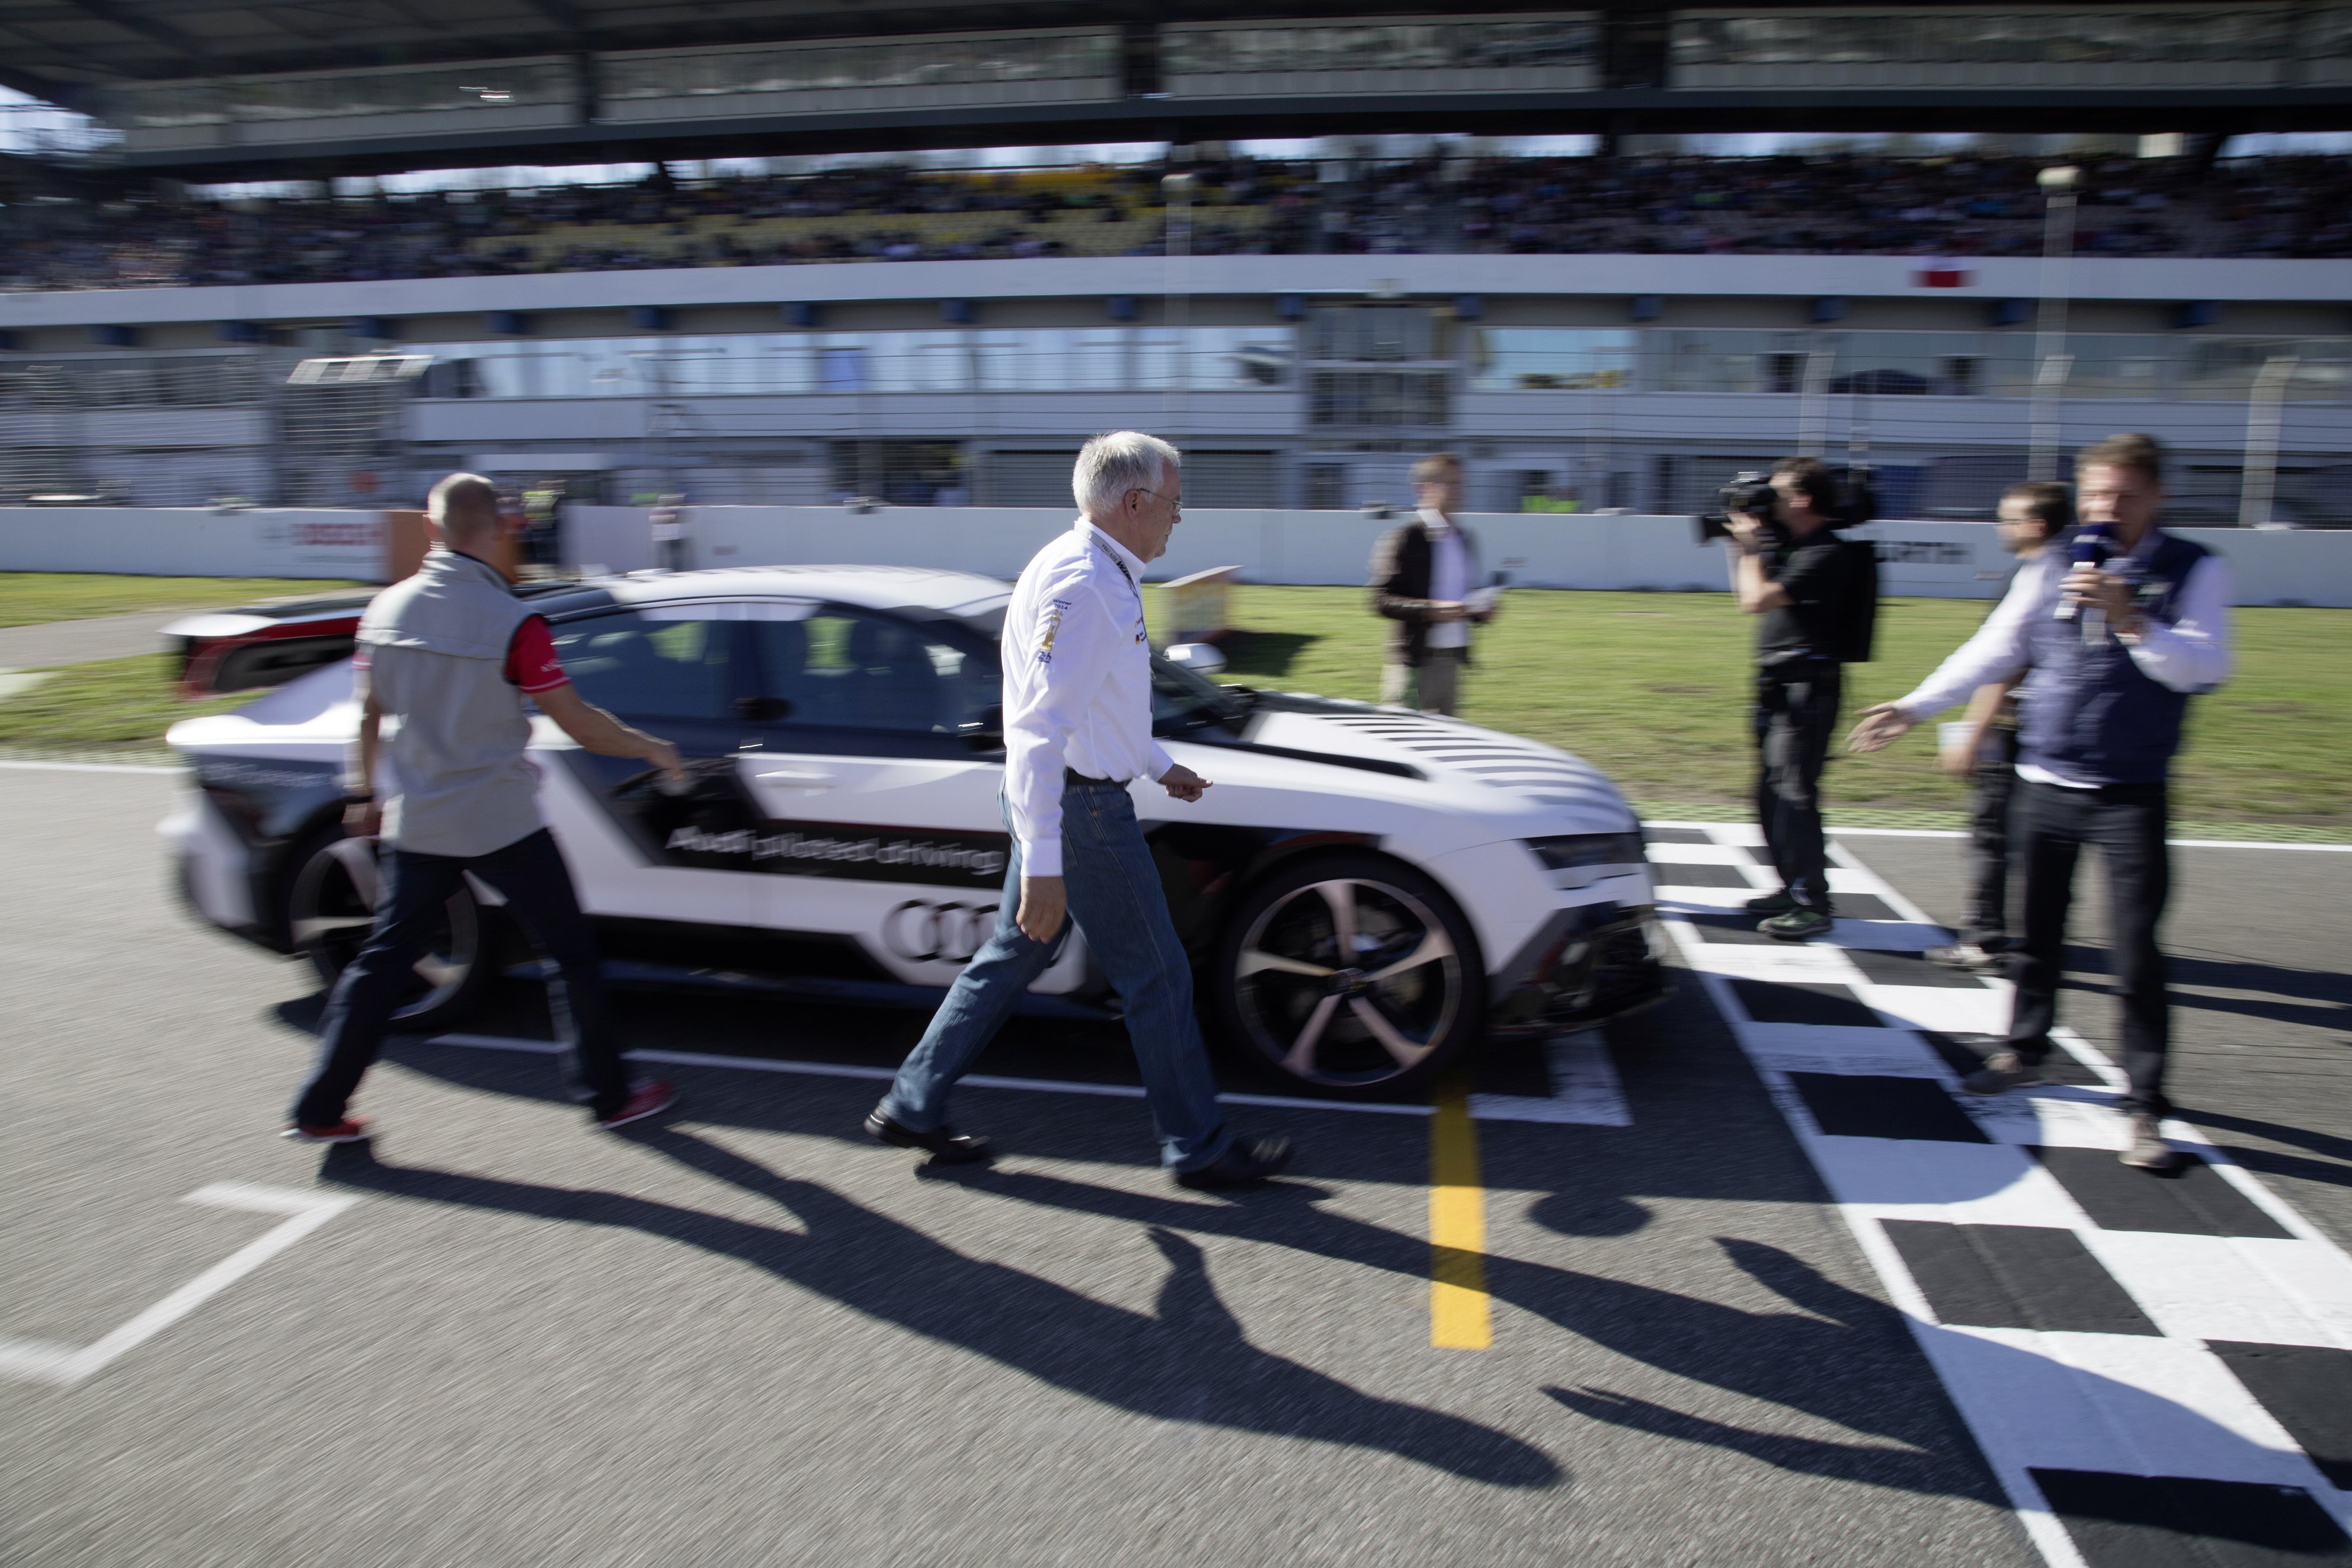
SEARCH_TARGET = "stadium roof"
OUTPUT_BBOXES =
[15,1,1438,95]
[3,1,2344,178]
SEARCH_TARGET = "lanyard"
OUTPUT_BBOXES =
[1089,533,1138,597]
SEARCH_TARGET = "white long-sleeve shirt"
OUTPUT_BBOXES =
[1001,520,1176,878]
[1893,532,2234,785]
[1423,510,1473,651]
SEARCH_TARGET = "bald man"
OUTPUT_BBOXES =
[284,473,685,1142]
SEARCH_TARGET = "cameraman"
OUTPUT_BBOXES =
[1727,456,1870,942]
[1847,435,2233,1173]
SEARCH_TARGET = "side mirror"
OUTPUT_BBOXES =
[1163,642,1227,676]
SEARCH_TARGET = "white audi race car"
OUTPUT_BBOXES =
[161,565,1664,1097]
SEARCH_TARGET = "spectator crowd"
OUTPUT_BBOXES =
[7,151,2351,293]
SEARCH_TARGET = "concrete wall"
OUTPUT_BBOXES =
[563,505,2352,607]
[0,509,387,580]
[0,505,2337,607]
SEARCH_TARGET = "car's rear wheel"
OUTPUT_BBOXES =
[1211,850,1483,1099]
[284,826,491,1034]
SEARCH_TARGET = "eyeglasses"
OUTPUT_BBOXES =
[1132,487,1182,516]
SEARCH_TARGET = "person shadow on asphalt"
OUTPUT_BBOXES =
[314,1131,1559,1491]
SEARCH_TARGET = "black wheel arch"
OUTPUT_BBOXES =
[1144,823,1391,967]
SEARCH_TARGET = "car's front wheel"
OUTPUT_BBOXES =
[284,826,491,1034]
[1210,851,1483,1099]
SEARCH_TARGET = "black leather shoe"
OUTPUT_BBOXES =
[865,1108,993,1164]
[1175,1137,1294,1191]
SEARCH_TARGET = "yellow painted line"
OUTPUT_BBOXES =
[1429,1079,1492,1350]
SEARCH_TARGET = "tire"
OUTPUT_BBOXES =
[283,826,492,1035]
[1209,850,1484,1099]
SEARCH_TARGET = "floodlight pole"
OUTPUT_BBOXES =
[2239,354,2300,527]
[2029,165,2079,482]
[1163,167,1195,431]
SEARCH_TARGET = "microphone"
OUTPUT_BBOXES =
[2053,523,2114,623]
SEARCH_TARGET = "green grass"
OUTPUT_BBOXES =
[3,585,2342,836]
[0,654,251,757]
[1154,585,2352,837]
[0,572,370,629]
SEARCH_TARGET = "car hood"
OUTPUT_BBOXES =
[1193,696,1639,836]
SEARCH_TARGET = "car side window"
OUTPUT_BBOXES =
[754,609,996,734]
[548,607,737,720]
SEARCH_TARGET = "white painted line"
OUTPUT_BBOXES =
[1472,1032,1634,1127]
[1655,818,2352,853]
[0,1183,357,1388]
[1831,823,2352,853]
[427,1032,1634,1125]
[0,759,180,776]
[431,1032,1439,1118]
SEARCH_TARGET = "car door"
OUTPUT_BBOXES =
[735,602,1089,992]
[535,599,762,932]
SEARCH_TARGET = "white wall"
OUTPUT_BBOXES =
[11,252,2348,331]
[0,505,2338,607]
[562,505,2352,607]
[0,508,385,580]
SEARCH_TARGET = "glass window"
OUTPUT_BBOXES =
[755,610,997,734]
[2172,337,2352,401]
[1470,329,1635,391]
[549,608,737,719]
[1671,9,2293,67]
[1308,370,1449,427]
[601,32,1118,101]
[1164,20,1598,76]
[974,328,1131,391]
[1136,326,1295,390]
[1307,306,1439,363]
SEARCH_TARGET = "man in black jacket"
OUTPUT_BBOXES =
[1368,453,1498,715]
[1729,455,1871,942]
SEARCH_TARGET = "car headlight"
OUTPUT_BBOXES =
[1525,833,1646,889]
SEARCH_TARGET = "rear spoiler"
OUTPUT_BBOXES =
[166,580,594,697]
[165,595,375,698]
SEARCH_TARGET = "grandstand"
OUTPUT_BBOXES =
[1,3,2349,525]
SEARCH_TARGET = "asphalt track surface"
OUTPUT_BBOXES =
[1,765,2343,1567]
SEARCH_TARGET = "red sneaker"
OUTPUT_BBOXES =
[282,1116,372,1144]
[595,1081,677,1131]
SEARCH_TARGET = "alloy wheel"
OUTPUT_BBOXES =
[288,834,479,1021]
[1230,875,1462,1089]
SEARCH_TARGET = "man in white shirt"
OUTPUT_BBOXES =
[867,431,1294,1190]
[1849,434,2233,1172]
[1369,453,1497,715]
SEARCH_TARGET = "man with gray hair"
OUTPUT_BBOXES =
[284,473,686,1143]
[867,432,1294,1189]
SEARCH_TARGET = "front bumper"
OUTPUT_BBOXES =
[1489,900,1668,1036]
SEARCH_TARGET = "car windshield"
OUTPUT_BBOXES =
[962,594,1244,734]
[1148,652,1251,732]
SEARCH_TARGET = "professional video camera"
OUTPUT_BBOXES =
[1693,466,1877,546]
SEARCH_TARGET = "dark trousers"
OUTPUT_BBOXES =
[291,827,630,1125]
[1753,661,1842,913]
[1963,729,2020,949]
[2005,779,2172,1117]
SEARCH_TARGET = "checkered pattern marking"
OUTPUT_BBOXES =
[1647,823,2352,1568]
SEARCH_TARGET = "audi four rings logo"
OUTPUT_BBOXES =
[884,900,997,963]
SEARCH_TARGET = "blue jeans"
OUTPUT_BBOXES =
[292,828,631,1125]
[879,781,1233,1172]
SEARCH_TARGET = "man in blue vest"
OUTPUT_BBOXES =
[1848,435,2233,1171]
